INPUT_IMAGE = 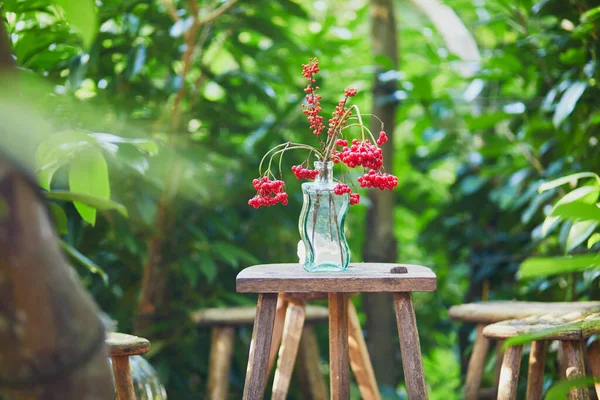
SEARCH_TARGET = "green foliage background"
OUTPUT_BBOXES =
[1,0,599,398]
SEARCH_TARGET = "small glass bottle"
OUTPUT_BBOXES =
[299,160,350,272]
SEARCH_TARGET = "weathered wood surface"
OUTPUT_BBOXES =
[272,301,306,400]
[526,340,546,400]
[560,341,590,400]
[268,294,289,374]
[296,325,328,400]
[494,339,505,391]
[206,326,235,400]
[111,356,135,400]
[106,332,150,357]
[329,293,350,400]
[190,304,329,326]
[393,293,428,400]
[587,340,600,399]
[497,345,522,400]
[0,156,113,399]
[348,301,380,400]
[449,301,600,324]
[483,312,600,340]
[242,293,278,400]
[236,263,436,293]
[464,324,490,400]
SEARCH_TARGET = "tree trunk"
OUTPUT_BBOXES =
[0,155,114,399]
[363,0,399,388]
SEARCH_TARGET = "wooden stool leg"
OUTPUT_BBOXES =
[526,340,546,400]
[112,356,136,400]
[272,300,307,400]
[243,293,278,400]
[393,293,428,400]
[586,340,600,399]
[495,340,505,390]
[348,301,381,400]
[268,294,289,373]
[497,345,523,400]
[560,341,590,400]
[206,326,235,400]
[297,325,328,400]
[329,293,350,400]
[464,324,490,400]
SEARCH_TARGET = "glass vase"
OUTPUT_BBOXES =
[299,161,350,272]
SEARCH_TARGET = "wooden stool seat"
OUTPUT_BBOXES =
[106,332,151,400]
[483,313,600,400]
[449,301,600,400]
[236,263,437,293]
[237,263,436,400]
[190,304,329,326]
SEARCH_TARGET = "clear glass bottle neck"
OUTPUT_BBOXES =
[314,161,334,184]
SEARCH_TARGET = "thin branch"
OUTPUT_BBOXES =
[197,0,238,27]
[160,0,179,22]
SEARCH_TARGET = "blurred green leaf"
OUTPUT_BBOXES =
[68,148,110,226]
[48,203,68,235]
[55,0,98,49]
[588,233,600,249]
[519,254,600,279]
[545,377,597,400]
[553,81,587,128]
[552,202,600,221]
[581,6,600,23]
[566,220,598,252]
[89,133,159,155]
[60,240,108,285]
[45,191,127,217]
[539,172,600,192]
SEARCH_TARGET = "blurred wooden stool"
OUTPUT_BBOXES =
[449,301,600,400]
[106,332,151,400]
[236,263,437,400]
[483,312,600,400]
[191,303,330,399]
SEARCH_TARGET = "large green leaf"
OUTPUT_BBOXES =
[566,220,598,252]
[553,81,587,128]
[89,133,159,155]
[46,190,127,217]
[519,254,600,279]
[68,148,110,226]
[552,202,600,221]
[588,233,600,248]
[55,0,98,49]
[539,172,600,193]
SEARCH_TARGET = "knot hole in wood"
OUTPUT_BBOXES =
[390,266,408,274]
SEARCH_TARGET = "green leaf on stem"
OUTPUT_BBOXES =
[553,81,587,128]
[48,203,68,235]
[45,191,127,217]
[55,0,98,49]
[539,172,600,192]
[68,148,110,226]
[566,220,598,252]
[519,253,600,279]
[588,233,600,249]
[60,240,108,285]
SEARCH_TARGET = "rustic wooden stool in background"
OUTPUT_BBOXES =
[449,301,600,400]
[483,312,600,400]
[191,303,330,399]
[236,263,437,400]
[106,332,151,400]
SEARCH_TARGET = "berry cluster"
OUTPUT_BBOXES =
[291,165,319,180]
[344,88,357,97]
[248,177,289,208]
[333,183,352,195]
[328,88,356,136]
[358,170,398,191]
[376,131,388,145]
[301,58,325,135]
[349,193,361,205]
[340,139,383,170]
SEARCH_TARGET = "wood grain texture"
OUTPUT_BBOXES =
[112,356,135,400]
[296,325,328,400]
[106,332,151,357]
[393,293,428,400]
[449,301,600,324]
[464,324,490,400]
[497,345,523,400]
[242,293,278,400]
[586,340,600,399]
[206,326,235,400]
[272,301,306,400]
[347,301,380,400]
[483,312,600,340]
[526,340,546,400]
[236,263,436,293]
[0,157,113,399]
[190,304,328,326]
[329,293,350,400]
[494,339,505,391]
[560,341,590,400]
[268,294,289,374]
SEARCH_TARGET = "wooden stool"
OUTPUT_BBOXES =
[483,312,600,400]
[449,301,600,400]
[191,304,330,399]
[236,262,437,400]
[106,332,151,400]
